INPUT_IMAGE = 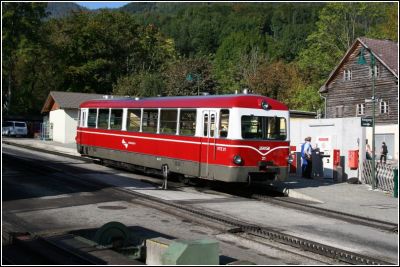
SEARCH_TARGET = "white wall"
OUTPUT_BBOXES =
[49,109,66,143]
[290,117,365,179]
[49,109,78,144]
[64,109,79,143]
[366,124,399,162]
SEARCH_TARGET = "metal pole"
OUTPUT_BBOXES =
[371,53,376,190]
[394,168,398,198]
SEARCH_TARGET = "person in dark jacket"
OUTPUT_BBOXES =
[380,142,388,164]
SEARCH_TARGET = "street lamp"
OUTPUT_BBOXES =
[358,47,376,189]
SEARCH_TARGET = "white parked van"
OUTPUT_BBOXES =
[2,121,28,137]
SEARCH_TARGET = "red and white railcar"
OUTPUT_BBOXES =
[76,94,291,183]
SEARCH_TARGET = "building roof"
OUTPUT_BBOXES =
[319,37,398,93]
[359,37,398,76]
[41,91,114,113]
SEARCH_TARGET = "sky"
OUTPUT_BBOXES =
[76,2,131,10]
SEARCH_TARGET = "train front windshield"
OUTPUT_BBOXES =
[241,115,287,140]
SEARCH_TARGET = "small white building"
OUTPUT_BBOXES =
[41,91,113,143]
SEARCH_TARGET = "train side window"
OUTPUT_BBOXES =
[98,109,110,129]
[219,109,229,138]
[210,114,215,137]
[179,110,196,136]
[267,117,287,140]
[241,115,287,140]
[87,109,97,128]
[110,109,123,130]
[127,109,141,132]
[160,109,177,134]
[203,113,209,136]
[142,109,158,133]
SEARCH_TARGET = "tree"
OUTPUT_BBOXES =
[297,2,389,85]
[45,10,142,94]
[112,71,165,97]
[214,31,268,93]
[368,3,398,42]
[46,11,176,94]
[248,60,322,111]
[164,56,217,96]
[2,2,48,115]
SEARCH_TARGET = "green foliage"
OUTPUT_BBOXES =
[290,86,323,112]
[164,56,217,96]
[2,2,48,115]
[214,31,268,93]
[45,2,86,18]
[46,11,142,93]
[45,11,175,94]
[113,71,165,97]
[368,3,398,42]
[297,2,392,85]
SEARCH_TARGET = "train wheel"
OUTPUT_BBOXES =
[178,174,191,185]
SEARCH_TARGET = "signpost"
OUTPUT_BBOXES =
[361,116,373,127]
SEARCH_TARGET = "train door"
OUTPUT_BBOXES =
[200,110,217,179]
[76,109,87,143]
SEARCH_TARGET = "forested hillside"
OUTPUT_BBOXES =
[2,2,398,116]
[45,2,87,18]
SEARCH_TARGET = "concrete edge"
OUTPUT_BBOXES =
[280,187,324,204]
[3,140,83,159]
[272,183,324,204]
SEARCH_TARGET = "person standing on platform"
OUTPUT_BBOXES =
[366,140,372,160]
[380,141,388,164]
[301,136,313,178]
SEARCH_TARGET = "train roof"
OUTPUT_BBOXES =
[79,94,289,111]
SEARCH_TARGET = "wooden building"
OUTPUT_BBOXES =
[319,37,398,161]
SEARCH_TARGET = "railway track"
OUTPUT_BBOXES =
[2,145,397,265]
[193,181,398,234]
[252,194,398,233]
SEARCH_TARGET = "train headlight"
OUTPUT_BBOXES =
[233,155,243,165]
[261,100,270,110]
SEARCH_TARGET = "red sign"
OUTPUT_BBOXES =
[333,149,340,166]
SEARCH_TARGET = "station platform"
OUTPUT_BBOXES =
[2,137,398,224]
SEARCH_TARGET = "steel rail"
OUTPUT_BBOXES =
[252,194,398,233]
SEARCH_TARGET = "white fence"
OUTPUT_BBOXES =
[40,122,53,141]
[362,160,396,192]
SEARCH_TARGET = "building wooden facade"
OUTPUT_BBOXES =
[319,37,398,125]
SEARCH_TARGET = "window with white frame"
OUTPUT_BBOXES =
[343,69,352,81]
[380,100,388,114]
[369,65,379,78]
[356,103,365,116]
